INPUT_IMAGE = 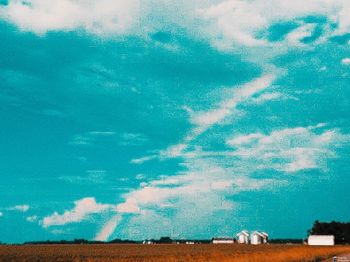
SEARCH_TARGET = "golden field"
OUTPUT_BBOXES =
[0,244,349,262]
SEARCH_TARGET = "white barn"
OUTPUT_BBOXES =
[212,238,235,244]
[250,231,268,245]
[308,235,335,246]
[236,230,249,244]
[261,232,269,244]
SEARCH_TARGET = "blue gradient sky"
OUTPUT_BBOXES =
[0,0,349,243]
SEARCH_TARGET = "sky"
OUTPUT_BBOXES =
[0,0,349,243]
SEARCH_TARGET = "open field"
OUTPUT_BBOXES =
[0,244,350,262]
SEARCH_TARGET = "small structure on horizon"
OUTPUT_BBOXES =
[250,231,268,245]
[261,232,269,244]
[308,235,335,246]
[142,240,155,245]
[236,230,249,244]
[212,237,235,244]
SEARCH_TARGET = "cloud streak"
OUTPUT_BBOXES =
[8,204,30,212]
[132,73,277,163]
[95,214,122,241]
[42,197,113,228]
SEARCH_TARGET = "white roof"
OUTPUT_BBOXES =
[252,231,265,237]
[308,235,334,239]
[213,237,234,240]
[236,230,249,236]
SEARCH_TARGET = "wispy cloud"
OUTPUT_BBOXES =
[89,131,116,136]
[341,57,350,65]
[95,215,122,241]
[174,73,276,155]
[42,197,114,228]
[249,91,298,105]
[189,73,276,132]
[118,133,149,146]
[69,131,147,148]
[69,131,115,146]
[97,158,281,240]
[132,73,277,163]
[285,23,316,46]
[227,124,349,172]
[3,0,350,50]
[69,134,93,146]
[198,0,350,48]
[0,0,140,35]
[108,120,350,240]
[59,170,107,184]
[8,204,30,212]
[26,215,38,223]
[130,155,157,165]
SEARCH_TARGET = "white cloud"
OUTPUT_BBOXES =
[9,204,30,212]
[69,131,116,146]
[60,170,107,184]
[198,0,268,47]
[42,197,114,228]
[97,158,279,240]
[2,0,350,48]
[341,57,350,65]
[227,125,348,172]
[251,92,284,104]
[89,131,116,136]
[228,133,264,146]
[135,174,146,180]
[189,73,275,136]
[197,0,350,48]
[285,23,316,46]
[130,155,157,164]
[97,104,348,242]
[0,211,3,217]
[251,92,299,104]
[0,0,140,35]
[118,133,148,146]
[26,215,38,222]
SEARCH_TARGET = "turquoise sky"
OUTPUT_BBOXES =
[0,0,349,243]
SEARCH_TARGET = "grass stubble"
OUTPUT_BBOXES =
[0,244,350,262]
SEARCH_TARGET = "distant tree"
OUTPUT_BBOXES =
[308,220,350,244]
[109,238,137,244]
[269,239,303,244]
[73,239,89,244]
[158,237,173,244]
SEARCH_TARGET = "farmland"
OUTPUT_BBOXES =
[0,244,350,262]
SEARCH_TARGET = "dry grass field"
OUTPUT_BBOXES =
[0,244,350,262]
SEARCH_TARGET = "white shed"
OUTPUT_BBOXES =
[236,230,249,244]
[308,235,335,246]
[250,231,268,245]
[212,238,235,244]
[261,232,269,244]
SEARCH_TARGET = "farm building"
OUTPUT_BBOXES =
[236,230,249,244]
[250,231,268,245]
[142,240,155,244]
[212,238,235,244]
[308,235,335,246]
[261,232,268,243]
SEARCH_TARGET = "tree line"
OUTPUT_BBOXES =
[308,220,350,244]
